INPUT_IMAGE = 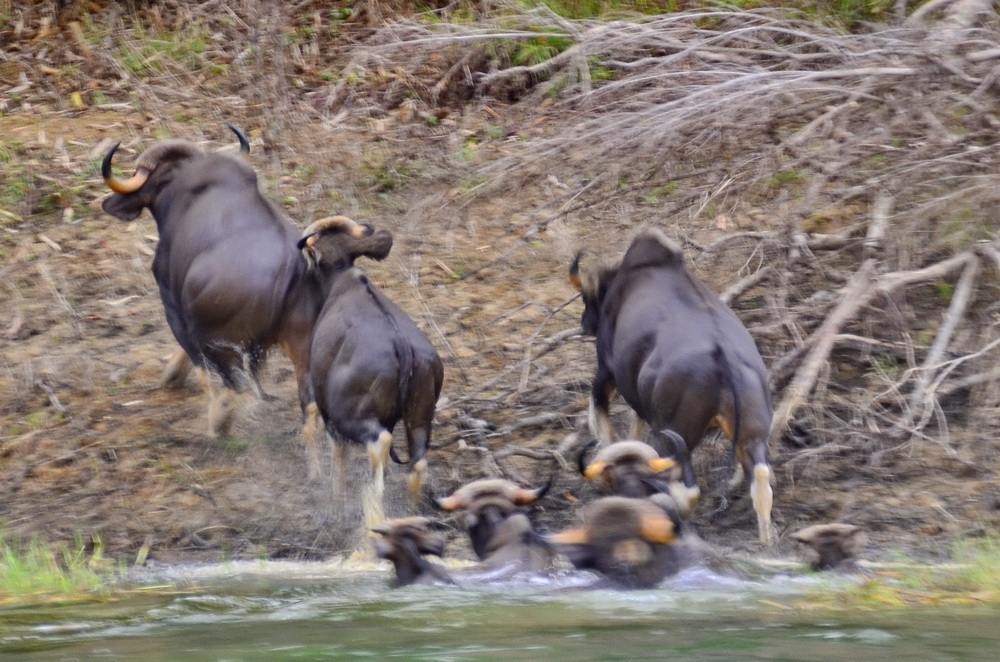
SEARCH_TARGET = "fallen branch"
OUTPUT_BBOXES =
[769,259,876,443]
[899,256,980,433]
[720,265,774,305]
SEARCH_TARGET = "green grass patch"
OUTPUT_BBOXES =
[512,35,574,66]
[533,1,679,19]
[766,168,804,190]
[1,534,106,605]
[801,538,1000,609]
[117,25,210,78]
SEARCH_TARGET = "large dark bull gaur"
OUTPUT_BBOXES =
[100,126,320,438]
[569,228,775,544]
[433,478,555,576]
[299,216,443,528]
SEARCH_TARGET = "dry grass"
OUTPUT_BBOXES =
[0,0,997,561]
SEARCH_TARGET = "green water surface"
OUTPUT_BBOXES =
[1,563,997,661]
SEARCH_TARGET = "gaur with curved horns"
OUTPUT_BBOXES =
[100,126,322,440]
[578,439,678,498]
[569,228,775,544]
[299,216,443,529]
[432,477,555,576]
[550,494,687,588]
[373,517,454,588]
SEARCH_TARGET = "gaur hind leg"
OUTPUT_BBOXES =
[337,421,392,531]
[404,424,430,501]
[301,403,323,480]
[201,371,235,438]
[281,334,320,479]
[160,348,193,390]
[331,432,349,502]
[745,439,773,545]
[588,366,617,446]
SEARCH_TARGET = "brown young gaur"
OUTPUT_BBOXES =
[550,494,686,588]
[372,517,454,588]
[299,217,443,529]
[792,523,866,571]
[99,126,323,440]
[569,228,775,544]
[433,478,555,576]
[578,439,678,498]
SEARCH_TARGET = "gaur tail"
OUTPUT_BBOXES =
[713,344,743,475]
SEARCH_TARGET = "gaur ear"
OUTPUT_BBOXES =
[296,234,315,251]
[101,193,144,221]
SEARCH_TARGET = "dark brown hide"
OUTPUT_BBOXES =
[551,495,686,589]
[373,517,453,587]
[792,523,866,571]
[305,223,443,485]
[434,479,555,576]
[579,440,678,498]
[572,228,774,543]
[100,133,320,417]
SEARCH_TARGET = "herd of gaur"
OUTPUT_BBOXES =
[98,126,861,589]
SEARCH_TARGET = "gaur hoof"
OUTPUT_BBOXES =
[159,350,193,390]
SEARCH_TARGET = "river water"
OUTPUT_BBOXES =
[1,561,997,661]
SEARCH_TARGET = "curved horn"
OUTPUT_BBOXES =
[102,142,150,194]
[514,473,554,505]
[226,123,250,153]
[576,439,599,477]
[568,252,583,291]
[639,514,675,544]
[302,216,368,239]
[647,457,677,473]
[432,495,465,512]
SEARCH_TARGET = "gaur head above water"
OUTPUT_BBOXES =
[578,439,677,498]
[372,517,453,588]
[296,215,393,274]
[550,494,685,589]
[432,478,552,565]
[791,523,865,571]
[101,124,251,222]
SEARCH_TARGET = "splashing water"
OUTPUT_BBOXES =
[2,561,998,661]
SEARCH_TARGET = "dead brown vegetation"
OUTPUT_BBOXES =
[1,0,998,561]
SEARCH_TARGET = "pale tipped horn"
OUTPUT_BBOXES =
[102,142,150,194]
[513,473,554,505]
[647,457,676,473]
[639,514,675,544]
[302,215,368,240]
